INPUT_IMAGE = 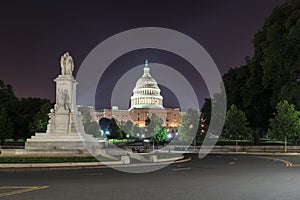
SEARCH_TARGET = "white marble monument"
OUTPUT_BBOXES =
[25,52,98,153]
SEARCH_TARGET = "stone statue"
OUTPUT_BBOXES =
[60,52,74,76]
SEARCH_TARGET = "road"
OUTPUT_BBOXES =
[1,154,300,200]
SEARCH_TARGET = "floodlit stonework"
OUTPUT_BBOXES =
[25,52,97,153]
[94,60,182,132]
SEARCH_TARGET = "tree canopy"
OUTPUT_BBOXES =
[206,0,300,143]
[82,112,101,138]
[267,100,300,141]
[178,108,199,143]
[108,118,124,139]
[145,114,163,137]
[151,127,168,144]
[0,107,13,144]
[0,80,16,105]
[0,80,54,141]
[29,101,53,135]
[222,105,252,141]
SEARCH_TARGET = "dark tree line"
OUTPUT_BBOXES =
[0,80,53,143]
[201,0,300,143]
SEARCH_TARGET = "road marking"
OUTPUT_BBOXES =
[290,164,300,167]
[172,167,191,171]
[258,156,292,167]
[228,162,235,165]
[0,186,48,198]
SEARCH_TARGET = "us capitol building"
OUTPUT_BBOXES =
[85,60,182,132]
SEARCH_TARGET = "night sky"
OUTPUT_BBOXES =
[0,0,286,110]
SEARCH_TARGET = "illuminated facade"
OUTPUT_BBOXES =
[94,60,182,131]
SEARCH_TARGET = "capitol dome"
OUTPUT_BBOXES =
[130,59,164,109]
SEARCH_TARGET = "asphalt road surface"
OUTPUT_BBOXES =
[1,154,300,200]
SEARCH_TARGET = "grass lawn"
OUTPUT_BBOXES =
[4,139,25,143]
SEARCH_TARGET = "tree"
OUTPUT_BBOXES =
[29,101,53,134]
[108,118,124,139]
[0,107,13,144]
[218,1,300,143]
[195,114,206,143]
[119,120,134,137]
[0,80,15,143]
[151,127,168,144]
[223,66,249,110]
[222,105,252,141]
[267,100,300,142]
[0,81,54,140]
[200,98,211,135]
[129,124,143,138]
[0,80,16,106]
[242,59,273,144]
[5,98,53,140]
[254,1,300,109]
[82,112,101,138]
[178,108,199,143]
[145,117,151,126]
[145,114,163,137]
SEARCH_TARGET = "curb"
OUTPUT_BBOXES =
[0,161,123,171]
[207,152,300,156]
[161,150,300,156]
[0,156,189,172]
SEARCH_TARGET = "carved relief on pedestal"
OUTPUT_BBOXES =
[55,89,71,112]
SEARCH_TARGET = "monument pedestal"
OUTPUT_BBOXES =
[25,133,96,153]
[25,53,100,155]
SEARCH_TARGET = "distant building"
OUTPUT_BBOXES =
[87,59,182,132]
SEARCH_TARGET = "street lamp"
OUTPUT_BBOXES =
[167,133,173,152]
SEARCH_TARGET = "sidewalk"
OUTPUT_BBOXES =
[0,155,186,171]
[0,161,123,171]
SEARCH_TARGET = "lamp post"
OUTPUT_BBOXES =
[168,133,172,152]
